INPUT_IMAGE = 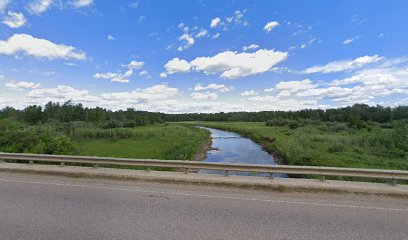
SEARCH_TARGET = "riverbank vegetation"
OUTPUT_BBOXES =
[0,102,210,160]
[184,121,408,170]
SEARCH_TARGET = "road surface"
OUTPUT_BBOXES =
[0,172,407,240]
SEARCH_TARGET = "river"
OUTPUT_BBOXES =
[198,127,286,177]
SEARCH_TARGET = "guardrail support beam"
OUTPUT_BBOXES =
[269,173,274,179]
[391,179,397,186]
[29,160,34,165]
[60,162,65,167]
[184,168,189,174]
[224,170,229,177]
[320,176,325,182]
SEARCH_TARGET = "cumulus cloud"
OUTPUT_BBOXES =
[101,84,179,103]
[164,58,191,75]
[191,91,218,100]
[126,60,145,69]
[28,85,99,102]
[210,17,221,28]
[71,0,93,8]
[160,72,167,78]
[2,11,27,28]
[5,81,41,91]
[138,70,151,79]
[275,79,318,97]
[194,83,234,92]
[263,21,279,33]
[163,49,287,79]
[190,49,288,79]
[242,44,259,51]
[177,26,195,51]
[241,90,256,96]
[26,0,53,15]
[0,34,86,60]
[107,35,116,41]
[302,55,383,74]
[94,69,133,83]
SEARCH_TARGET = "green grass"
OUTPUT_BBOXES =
[72,123,210,160]
[183,121,408,171]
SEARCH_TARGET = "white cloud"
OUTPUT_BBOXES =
[275,79,318,97]
[343,36,360,45]
[178,27,195,51]
[225,10,247,26]
[241,90,256,96]
[0,34,86,60]
[138,70,151,79]
[178,33,194,51]
[191,91,218,100]
[71,0,93,8]
[2,11,27,28]
[26,0,53,15]
[242,44,259,51]
[189,49,288,79]
[6,81,41,91]
[212,33,220,39]
[101,83,179,103]
[195,29,208,38]
[303,55,383,74]
[194,83,234,92]
[0,0,10,12]
[94,69,133,83]
[107,35,116,41]
[263,21,279,33]
[164,58,191,75]
[210,17,221,28]
[160,72,167,78]
[126,60,145,69]
[28,85,99,102]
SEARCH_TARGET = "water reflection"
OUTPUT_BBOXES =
[198,127,286,177]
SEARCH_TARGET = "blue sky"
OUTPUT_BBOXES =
[0,0,408,113]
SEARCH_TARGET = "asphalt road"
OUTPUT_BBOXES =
[0,172,407,240]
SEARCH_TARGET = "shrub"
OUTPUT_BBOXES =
[327,143,344,153]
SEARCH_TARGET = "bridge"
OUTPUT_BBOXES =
[1,152,408,239]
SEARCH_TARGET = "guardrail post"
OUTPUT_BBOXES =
[184,168,189,174]
[29,160,34,165]
[269,173,274,179]
[319,175,325,182]
[146,167,151,172]
[60,162,65,167]
[93,164,98,168]
[224,170,229,177]
[391,179,397,186]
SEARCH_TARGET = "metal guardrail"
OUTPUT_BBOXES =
[1,152,408,184]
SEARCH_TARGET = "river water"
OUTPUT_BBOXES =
[198,127,286,177]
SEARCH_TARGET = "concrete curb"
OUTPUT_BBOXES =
[1,163,408,196]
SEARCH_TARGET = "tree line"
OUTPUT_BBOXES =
[1,102,408,126]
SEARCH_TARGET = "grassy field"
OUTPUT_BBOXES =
[72,123,211,160]
[183,121,408,170]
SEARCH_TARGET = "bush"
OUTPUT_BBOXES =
[327,143,345,153]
